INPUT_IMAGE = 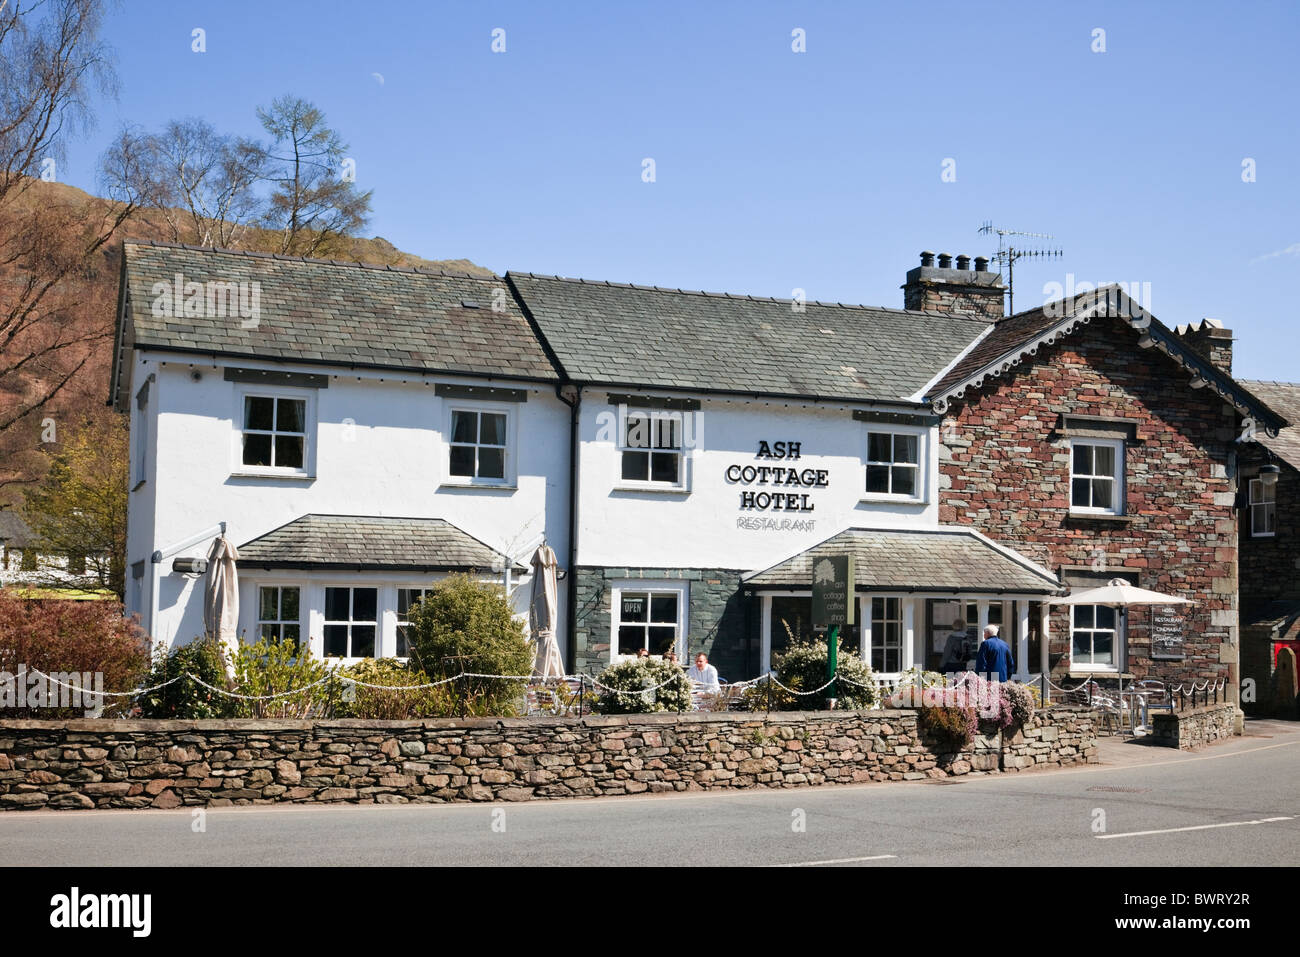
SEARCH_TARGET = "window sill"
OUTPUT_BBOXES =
[229,470,315,482]
[439,480,518,491]
[859,494,928,506]
[1067,669,1131,679]
[612,484,691,495]
[1066,511,1133,523]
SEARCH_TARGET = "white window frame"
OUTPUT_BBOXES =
[1070,603,1122,672]
[132,381,150,488]
[608,580,688,663]
[868,595,905,675]
[862,425,926,503]
[443,403,516,488]
[1069,437,1124,515]
[322,585,380,660]
[256,584,303,648]
[395,586,433,659]
[1249,477,1277,538]
[615,407,689,492]
[231,385,316,479]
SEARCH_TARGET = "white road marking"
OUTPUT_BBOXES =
[1096,816,1294,840]
[769,854,898,867]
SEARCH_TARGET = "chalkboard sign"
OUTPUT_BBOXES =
[1151,605,1186,660]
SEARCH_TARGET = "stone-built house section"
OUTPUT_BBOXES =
[110,243,1288,702]
[1235,380,1300,712]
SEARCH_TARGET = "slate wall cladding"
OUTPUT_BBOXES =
[0,707,1100,810]
[939,316,1239,691]
[1149,703,1238,750]
[1239,463,1300,608]
[573,567,754,678]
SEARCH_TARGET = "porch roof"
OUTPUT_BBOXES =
[237,514,525,573]
[742,526,1065,595]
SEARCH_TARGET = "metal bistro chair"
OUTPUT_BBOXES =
[1133,679,1171,732]
[1068,680,1122,732]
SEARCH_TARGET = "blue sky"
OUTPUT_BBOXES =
[62,0,1300,380]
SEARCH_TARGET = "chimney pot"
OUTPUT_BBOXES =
[973,256,989,273]
[955,255,971,271]
[937,253,953,269]
[919,251,935,267]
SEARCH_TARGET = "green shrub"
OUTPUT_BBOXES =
[895,666,947,691]
[770,638,879,710]
[404,574,533,717]
[232,635,332,718]
[337,657,452,719]
[593,657,693,714]
[137,636,237,719]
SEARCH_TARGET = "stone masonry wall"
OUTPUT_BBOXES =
[1149,703,1238,750]
[573,566,754,678]
[0,706,1099,810]
[940,314,1239,692]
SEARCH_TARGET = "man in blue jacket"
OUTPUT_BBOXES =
[974,624,1015,682]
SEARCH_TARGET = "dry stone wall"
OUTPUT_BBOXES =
[0,706,1101,810]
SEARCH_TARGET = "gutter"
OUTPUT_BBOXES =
[556,383,582,670]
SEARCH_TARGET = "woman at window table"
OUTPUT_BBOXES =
[636,647,649,659]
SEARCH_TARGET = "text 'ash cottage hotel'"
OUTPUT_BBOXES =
[111,244,1287,700]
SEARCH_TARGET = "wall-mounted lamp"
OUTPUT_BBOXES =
[1259,463,1281,488]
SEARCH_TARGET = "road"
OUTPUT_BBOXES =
[1,720,1296,866]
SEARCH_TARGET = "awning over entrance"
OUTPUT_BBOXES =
[742,526,1064,595]
[237,514,525,573]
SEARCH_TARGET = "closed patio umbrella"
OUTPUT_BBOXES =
[204,535,240,671]
[529,543,563,678]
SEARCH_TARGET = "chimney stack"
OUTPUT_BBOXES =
[1173,318,1233,375]
[902,250,1006,320]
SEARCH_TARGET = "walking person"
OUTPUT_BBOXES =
[974,624,1015,683]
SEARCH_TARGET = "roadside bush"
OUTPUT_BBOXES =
[953,672,1015,732]
[593,657,692,714]
[1003,681,1036,727]
[0,590,148,717]
[232,636,332,718]
[770,638,879,710]
[336,657,451,719]
[916,689,979,752]
[404,574,533,717]
[137,636,237,719]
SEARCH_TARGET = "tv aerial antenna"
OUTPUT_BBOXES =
[978,222,1063,316]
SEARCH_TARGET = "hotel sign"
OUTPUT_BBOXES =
[725,440,829,512]
[1151,605,1186,660]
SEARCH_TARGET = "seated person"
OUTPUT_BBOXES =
[687,652,720,692]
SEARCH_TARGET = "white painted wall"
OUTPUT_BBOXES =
[575,394,940,571]
[130,353,570,651]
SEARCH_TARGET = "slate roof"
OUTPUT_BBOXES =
[506,272,991,402]
[1240,381,1300,471]
[0,510,36,548]
[117,241,560,387]
[237,514,524,572]
[743,527,1064,594]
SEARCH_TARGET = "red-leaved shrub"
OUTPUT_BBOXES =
[0,590,149,717]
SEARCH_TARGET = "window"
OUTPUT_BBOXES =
[241,395,307,470]
[869,597,903,673]
[323,587,377,658]
[865,430,920,498]
[1071,605,1118,669]
[20,548,36,572]
[67,552,86,576]
[620,411,683,486]
[396,587,432,657]
[449,409,508,482]
[1249,478,1277,537]
[258,586,301,650]
[614,589,682,658]
[1070,439,1123,514]
[133,382,149,486]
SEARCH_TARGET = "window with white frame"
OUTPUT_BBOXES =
[323,586,377,658]
[1071,604,1119,669]
[620,410,684,486]
[133,382,149,486]
[869,596,903,673]
[1070,438,1123,514]
[449,408,509,482]
[865,429,921,499]
[241,394,308,471]
[396,587,432,657]
[1249,478,1277,537]
[258,586,301,649]
[613,587,682,659]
